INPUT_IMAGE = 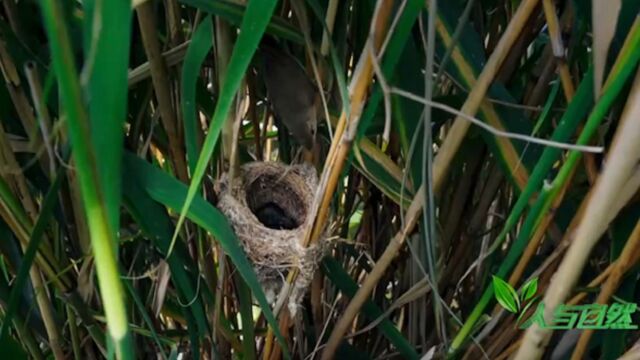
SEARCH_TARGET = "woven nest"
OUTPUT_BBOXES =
[215,161,327,314]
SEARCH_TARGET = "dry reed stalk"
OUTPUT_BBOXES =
[263,1,395,357]
[515,70,640,359]
[320,0,541,356]
[137,2,189,182]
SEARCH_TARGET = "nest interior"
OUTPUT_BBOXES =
[245,172,306,231]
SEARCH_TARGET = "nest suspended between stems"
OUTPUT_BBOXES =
[216,161,328,314]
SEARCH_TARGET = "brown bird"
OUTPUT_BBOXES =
[260,40,318,150]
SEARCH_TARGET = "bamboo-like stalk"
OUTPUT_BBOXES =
[618,341,640,360]
[0,126,63,287]
[291,0,333,142]
[216,16,236,171]
[571,219,640,359]
[212,16,237,355]
[542,0,601,185]
[454,17,640,352]
[39,0,134,357]
[274,0,393,316]
[67,306,82,360]
[321,183,425,359]
[486,166,640,358]
[320,0,340,56]
[1,0,26,42]
[515,70,640,360]
[24,62,56,177]
[0,171,104,352]
[0,39,53,180]
[506,164,579,286]
[246,73,262,159]
[211,244,230,356]
[137,2,189,182]
[0,124,65,359]
[419,0,444,342]
[30,269,65,359]
[592,0,622,97]
[0,124,39,230]
[432,0,541,194]
[227,83,246,190]
[165,0,184,45]
[505,118,630,287]
[495,179,640,359]
[265,114,274,159]
[128,41,191,86]
[267,311,290,360]
[305,0,392,249]
[263,2,395,357]
[11,313,44,359]
[542,0,575,100]
[435,16,530,190]
[319,0,541,355]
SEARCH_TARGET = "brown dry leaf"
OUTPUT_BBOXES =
[153,260,171,317]
[77,257,95,303]
[592,0,621,97]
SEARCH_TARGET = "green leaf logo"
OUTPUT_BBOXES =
[492,275,520,313]
[519,277,538,303]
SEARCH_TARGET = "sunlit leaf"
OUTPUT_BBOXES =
[519,277,538,303]
[492,275,519,313]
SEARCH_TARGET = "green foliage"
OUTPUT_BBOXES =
[492,276,520,313]
[519,277,538,304]
[181,16,213,174]
[0,0,637,359]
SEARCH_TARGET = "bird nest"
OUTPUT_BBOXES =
[215,161,327,314]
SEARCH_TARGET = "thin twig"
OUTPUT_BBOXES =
[431,0,542,195]
[291,0,333,141]
[378,0,408,58]
[128,41,191,86]
[270,0,394,324]
[541,0,575,100]
[390,88,603,153]
[434,0,476,84]
[419,0,446,345]
[24,61,56,177]
[572,218,640,359]
[323,1,544,357]
[369,45,392,144]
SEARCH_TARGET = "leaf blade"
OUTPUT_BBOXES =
[181,16,213,175]
[124,152,289,358]
[519,277,538,303]
[492,275,519,313]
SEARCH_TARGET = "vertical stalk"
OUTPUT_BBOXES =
[137,2,189,182]
[39,0,134,358]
